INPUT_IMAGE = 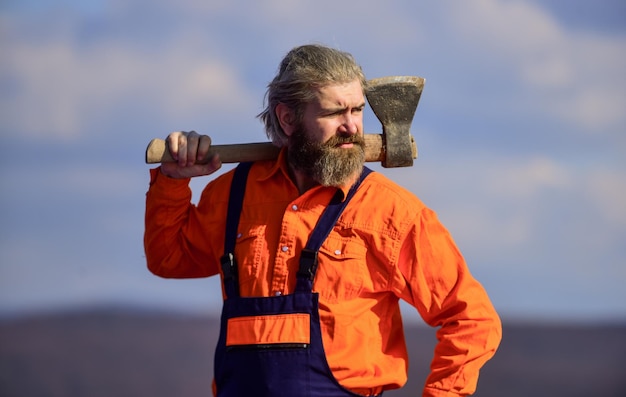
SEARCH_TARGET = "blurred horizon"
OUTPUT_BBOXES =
[3,307,624,397]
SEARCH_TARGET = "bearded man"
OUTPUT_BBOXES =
[144,44,501,397]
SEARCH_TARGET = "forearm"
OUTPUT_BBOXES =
[400,208,502,396]
[424,286,501,396]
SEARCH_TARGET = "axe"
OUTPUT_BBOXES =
[145,76,424,168]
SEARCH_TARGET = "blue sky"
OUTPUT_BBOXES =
[1,0,624,322]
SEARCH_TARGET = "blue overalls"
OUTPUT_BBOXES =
[213,162,379,397]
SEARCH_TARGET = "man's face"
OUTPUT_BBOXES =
[287,79,366,187]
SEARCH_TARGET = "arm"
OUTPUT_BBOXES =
[144,131,223,278]
[397,208,502,396]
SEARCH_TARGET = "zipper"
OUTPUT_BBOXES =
[227,343,309,351]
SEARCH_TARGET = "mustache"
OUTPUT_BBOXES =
[323,134,365,148]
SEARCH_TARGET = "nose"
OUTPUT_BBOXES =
[340,113,359,135]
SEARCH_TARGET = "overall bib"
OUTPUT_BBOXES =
[214,162,378,397]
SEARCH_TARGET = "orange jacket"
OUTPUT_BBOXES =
[144,150,501,397]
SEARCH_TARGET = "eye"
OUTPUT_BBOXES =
[321,109,344,118]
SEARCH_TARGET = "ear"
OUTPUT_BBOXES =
[275,103,297,136]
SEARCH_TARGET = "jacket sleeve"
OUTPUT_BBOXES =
[396,207,502,396]
[144,167,221,278]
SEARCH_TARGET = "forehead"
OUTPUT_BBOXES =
[310,79,365,109]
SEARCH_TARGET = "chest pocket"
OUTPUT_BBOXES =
[315,234,367,303]
[234,223,267,288]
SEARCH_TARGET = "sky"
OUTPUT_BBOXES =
[0,0,625,323]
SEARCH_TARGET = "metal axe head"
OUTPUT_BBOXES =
[365,76,425,168]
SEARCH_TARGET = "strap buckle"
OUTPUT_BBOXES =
[297,248,318,281]
[220,253,238,282]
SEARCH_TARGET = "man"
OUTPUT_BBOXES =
[144,44,501,397]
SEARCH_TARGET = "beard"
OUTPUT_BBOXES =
[287,126,365,187]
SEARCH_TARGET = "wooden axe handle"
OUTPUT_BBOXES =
[145,134,416,164]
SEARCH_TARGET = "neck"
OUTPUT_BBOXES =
[288,163,318,195]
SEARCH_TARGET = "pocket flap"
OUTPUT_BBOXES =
[226,313,310,346]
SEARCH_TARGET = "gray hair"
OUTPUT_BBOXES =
[258,44,366,146]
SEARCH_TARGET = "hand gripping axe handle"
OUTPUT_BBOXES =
[145,76,425,168]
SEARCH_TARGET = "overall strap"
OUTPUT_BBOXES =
[296,167,373,292]
[221,162,253,299]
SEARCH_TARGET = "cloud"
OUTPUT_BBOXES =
[483,155,573,199]
[395,145,625,267]
[584,167,626,226]
[446,0,626,135]
[0,10,257,142]
[8,0,622,146]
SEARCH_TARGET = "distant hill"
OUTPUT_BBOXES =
[1,307,624,397]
